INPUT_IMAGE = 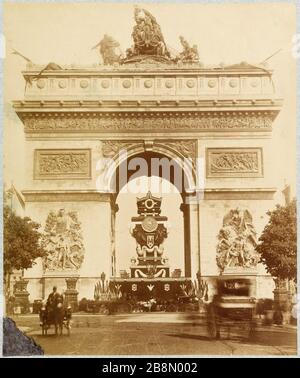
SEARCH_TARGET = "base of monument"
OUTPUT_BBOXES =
[109,277,193,301]
[122,54,172,64]
[130,265,170,279]
[221,267,258,276]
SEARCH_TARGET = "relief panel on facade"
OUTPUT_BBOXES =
[216,208,260,273]
[206,148,263,178]
[34,149,91,179]
[41,209,85,272]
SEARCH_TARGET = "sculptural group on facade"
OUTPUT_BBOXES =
[41,209,85,271]
[94,7,199,65]
[216,208,260,271]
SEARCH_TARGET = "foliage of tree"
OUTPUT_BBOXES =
[3,203,47,281]
[256,199,297,281]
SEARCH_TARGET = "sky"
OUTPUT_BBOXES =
[2,2,297,272]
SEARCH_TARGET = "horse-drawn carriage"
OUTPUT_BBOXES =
[39,295,72,336]
[207,276,256,340]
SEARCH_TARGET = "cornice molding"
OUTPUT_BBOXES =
[22,188,277,202]
[22,65,274,76]
[13,98,282,111]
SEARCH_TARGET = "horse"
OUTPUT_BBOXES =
[39,295,72,336]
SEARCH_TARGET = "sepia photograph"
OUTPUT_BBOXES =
[1,1,298,358]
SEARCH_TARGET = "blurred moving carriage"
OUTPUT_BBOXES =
[39,295,72,336]
[207,277,256,340]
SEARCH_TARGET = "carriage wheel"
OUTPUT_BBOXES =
[207,305,220,340]
[42,323,49,336]
[248,320,256,339]
[66,321,71,336]
[207,318,219,339]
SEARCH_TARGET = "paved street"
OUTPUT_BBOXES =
[10,313,297,356]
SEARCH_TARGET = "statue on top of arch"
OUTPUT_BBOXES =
[92,34,122,65]
[125,6,171,62]
[176,36,200,63]
[92,7,201,65]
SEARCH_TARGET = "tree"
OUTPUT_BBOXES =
[3,202,47,295]
[256,199,297,282]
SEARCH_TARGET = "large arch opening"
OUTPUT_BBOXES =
[108,149,197,280]
[108,150,196,195]
[115,176,185,278]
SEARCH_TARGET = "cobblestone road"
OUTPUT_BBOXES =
[10,313,297,356]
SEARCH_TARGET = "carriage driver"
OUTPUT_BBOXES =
[46,286,62,314]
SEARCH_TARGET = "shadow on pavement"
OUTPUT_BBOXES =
[165,329,296,348]
[165,333,212,341]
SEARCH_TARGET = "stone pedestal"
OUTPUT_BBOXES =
[273,279,290,310]
[65,277,79,312]
[130,264,170,278]
[13,279,30,314]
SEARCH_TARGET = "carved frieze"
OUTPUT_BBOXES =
[22,112,275,133]
[34,149,91,179]
[206,148,263,177]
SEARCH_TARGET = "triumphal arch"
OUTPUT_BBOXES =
[13,8,282,304]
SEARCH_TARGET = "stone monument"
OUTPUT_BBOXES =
[12,6,282,302]
[130,192,169,278]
